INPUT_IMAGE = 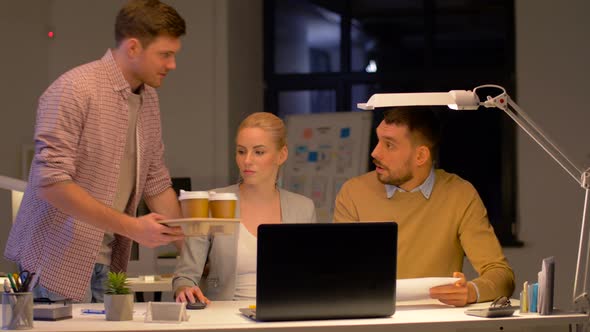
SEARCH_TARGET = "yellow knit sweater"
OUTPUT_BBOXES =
[334,169,515,302]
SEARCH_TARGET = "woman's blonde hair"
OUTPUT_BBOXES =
[236,112,287,149]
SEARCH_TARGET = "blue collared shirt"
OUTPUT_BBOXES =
[385,168,436,199]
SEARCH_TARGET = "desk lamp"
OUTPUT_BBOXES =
[0,175,27,223]
[358,84,590,314]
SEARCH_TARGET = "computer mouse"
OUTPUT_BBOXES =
[186,301,207,310]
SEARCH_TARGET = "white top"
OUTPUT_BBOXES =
[97,93,139,266]
[233,223,257,300]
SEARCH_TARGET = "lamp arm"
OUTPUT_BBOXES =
[476,86,590,314]
[574,188,590,314]
[478,87,585,188]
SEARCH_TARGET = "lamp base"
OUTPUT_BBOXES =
[574,292,590,313]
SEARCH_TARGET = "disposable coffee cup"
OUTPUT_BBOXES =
[178,190,209,218]
[2,292,33,330]
[209,192,237,219]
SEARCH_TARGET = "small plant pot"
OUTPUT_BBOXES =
[104,293,134,321]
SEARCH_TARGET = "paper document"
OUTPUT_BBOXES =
[397,277,461,301]
[538,256,554,315]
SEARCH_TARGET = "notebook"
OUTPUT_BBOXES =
[239,222,397,321]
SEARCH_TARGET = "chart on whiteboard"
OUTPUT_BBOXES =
[282,112,373,222]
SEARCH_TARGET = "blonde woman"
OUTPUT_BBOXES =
[173,112,317,304]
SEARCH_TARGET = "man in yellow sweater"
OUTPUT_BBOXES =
[334,107,514,307]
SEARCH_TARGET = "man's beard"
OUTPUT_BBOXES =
[374,159,413,186]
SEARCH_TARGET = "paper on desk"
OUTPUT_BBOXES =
[397,277,461,301]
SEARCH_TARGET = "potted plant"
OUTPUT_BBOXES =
[104,271,134,321]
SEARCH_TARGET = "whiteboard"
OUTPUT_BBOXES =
[282,111,373,222]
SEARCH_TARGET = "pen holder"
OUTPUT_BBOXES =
[144,302,188,323]
[2,292,33,330]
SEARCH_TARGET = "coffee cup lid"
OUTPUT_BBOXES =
[178,190,209,200]
[209,192,238,201]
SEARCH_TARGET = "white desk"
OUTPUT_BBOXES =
[21,300,587,332]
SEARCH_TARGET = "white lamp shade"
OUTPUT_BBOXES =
[448,90,480,110]
[358,90,480,111]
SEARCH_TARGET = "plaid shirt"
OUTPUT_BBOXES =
[5,50,172,301]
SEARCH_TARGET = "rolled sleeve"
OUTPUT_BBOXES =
[33,77,87,188]
[460,187,515,302]
[173,235,211,292]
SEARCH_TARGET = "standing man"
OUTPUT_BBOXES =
[5,0,186,302]
[334,107,514,307]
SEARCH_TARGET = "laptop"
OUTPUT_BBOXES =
[240,222,397,321]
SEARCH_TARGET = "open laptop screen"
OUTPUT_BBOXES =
[254,222,397,321]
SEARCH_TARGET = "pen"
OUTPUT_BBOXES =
[20,273,36,293]
[81,309,105,314]
[6,274,18,292]
[12,273,22,290]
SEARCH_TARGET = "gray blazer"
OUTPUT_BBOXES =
[173,184,317,300]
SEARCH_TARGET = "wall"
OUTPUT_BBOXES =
[0,1,52,274]
[226,0,264,183]
[507,0,590,311]
[0,2,50,178]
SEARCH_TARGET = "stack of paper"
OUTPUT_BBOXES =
[397,277,460,301]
